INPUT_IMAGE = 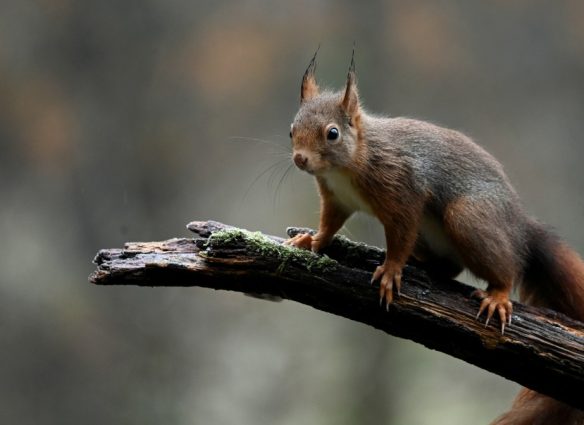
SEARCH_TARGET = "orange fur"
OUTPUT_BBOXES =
[522,236,584,322]
[492,389,584,425]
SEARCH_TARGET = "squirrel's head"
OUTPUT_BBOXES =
[290,48,361,176]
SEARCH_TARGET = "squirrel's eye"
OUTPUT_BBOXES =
[327,127,339,141]
[289,130,292,138]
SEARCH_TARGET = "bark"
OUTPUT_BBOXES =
[90,220,584,410]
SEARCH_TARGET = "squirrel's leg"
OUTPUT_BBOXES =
[443,197,516,333]
[285,195,351,253]
[373,215,420,310]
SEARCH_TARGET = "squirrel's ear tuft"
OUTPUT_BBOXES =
[301,47,320,103]
[341,47,359,120]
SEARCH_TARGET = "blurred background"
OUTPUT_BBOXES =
[2,1,584,424]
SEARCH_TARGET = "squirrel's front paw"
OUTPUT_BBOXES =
[371,262,403,311]
[284,232,329,252]
[471,288,513,334]
[284,233,314,251]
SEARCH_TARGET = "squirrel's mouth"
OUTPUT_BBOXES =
[294,160,315,175]
[296,165,314,175]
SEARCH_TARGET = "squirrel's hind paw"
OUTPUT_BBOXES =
[472,288,513,334]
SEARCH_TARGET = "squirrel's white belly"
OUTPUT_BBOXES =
[321,170,373,214]
[321,170,459,262]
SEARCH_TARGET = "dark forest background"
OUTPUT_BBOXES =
[2,1,584,424]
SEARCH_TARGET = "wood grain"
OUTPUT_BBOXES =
[90,220,584,410]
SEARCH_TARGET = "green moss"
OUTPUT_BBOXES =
[206,228,338,273]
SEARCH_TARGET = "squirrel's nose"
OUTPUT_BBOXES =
[293,153,308,169]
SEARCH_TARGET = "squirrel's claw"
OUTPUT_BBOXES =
[372,262,403,311]
[472,288,513,334]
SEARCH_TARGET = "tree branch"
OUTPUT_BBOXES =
[90,220,584,410]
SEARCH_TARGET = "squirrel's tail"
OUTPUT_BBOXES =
[520,220,584,321]
[491,220,584,425]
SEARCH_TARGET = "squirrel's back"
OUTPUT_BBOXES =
[362,116,518,204]
[361,116,530,243]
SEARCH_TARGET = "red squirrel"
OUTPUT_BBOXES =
[285,49,584,424]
